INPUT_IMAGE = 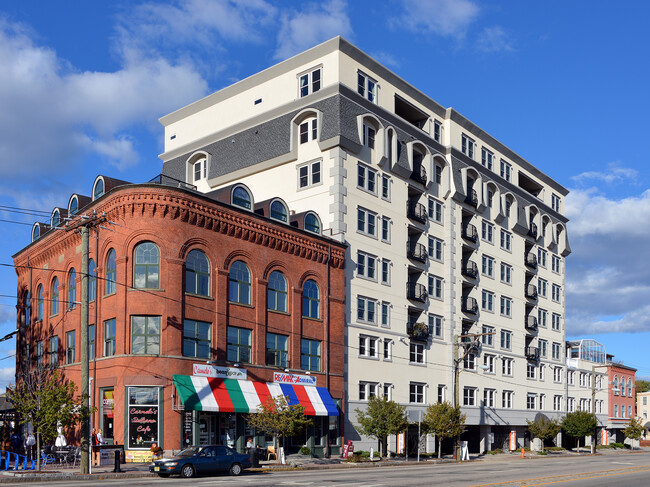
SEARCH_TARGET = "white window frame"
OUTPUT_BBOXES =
[428,198,443,223]
[383,340,392,361]
[481,325,494,347]
[297,160,322,190]
[409,382,425,404]
[299,118,318,144]
[409,342,425,364]
[357,295,378,324]
[551,193,561,212]
[538,308,548,328]
[539,339,548,358]
[381,174,391,201]
[482,220,494,244]
[428,236,443,262]
[362,123,376,149]
[482,255,495,278]
[552,255,561,274]
[538,278,548,298]
[381,259,391,286]
[500,295,512,317]
[381,216,391,243]
[554,395,562,411]
[357,71,377,103]
[463,387,477,406]
[500,330,512,351]
[554,366,562,383]
[483,354,495,374]
[538,248,548,268]
[359,335,379,358]
[502,390,513,408]
[500,263,512,285]
[429,314,443,338]
[433,120,442,143]
[552,284,561,303]
[481,147,494,171]
[357,251,377,281]
[552,342,561,360]
[381,301,391,328]
[500,159,512,182]
[357,207,378,238]
[527,393,537,410]
[502,357,513,376]
[299,67,321,98]
[482,290,495,312]
[500,229,512,252]
[428,275,444,300]
[357,163,378,195]
[461,134,474,159]
[359,381,379,401]
[484,388,496,407]
[552,313,561,331]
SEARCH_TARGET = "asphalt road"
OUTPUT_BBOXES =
[5,452,650,486]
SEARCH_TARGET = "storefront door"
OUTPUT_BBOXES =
[219,413,237,448]
[198,413,217,445]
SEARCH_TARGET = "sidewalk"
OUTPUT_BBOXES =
[1,448,647,482]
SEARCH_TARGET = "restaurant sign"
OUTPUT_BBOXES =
[192,364,247,380]
[272,372,317,386]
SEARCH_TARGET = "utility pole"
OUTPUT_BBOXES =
[66,213,105,474]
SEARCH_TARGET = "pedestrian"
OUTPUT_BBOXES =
[246,437,254,448]
[97,429,104,446]
[10,430,21,455]
[25,432,36,461]
[91,428,99,466]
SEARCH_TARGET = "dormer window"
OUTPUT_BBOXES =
[69,196,78,216]
[299,67,321,98]
[357,72,377,103]
[304,213,321,234]
[32,224,40,242]
[363,123,376,149]
[270,200,288,223]
[433,120,442,143]
[300,118,317,144]
[93,178,105,200]
[232,186,252,210]
[193,158,206,182]
[51,210,60,227]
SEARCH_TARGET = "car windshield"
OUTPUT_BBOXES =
[176,447,201,457]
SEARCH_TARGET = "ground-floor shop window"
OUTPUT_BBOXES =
[100,388,114,443]
[128,387,160,449]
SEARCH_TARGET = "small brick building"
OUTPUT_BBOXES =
[13,175,346,459]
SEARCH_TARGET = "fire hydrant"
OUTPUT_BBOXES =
[520,448,525,458]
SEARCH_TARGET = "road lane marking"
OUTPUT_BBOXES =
[471,465,650,486]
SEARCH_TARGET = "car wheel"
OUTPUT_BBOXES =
[229,463,242,476]
[157,473,170,478]
[181,464,195,478]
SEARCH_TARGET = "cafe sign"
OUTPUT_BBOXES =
[272,372,317,386]
[193,364,247,380]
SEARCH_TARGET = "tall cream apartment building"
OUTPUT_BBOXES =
[158,37,572,454]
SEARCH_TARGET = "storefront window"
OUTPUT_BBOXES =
[101,389,114,443]
[128,387,160,449]
[329,415,340,447]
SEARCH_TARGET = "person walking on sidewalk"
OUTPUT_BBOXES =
[91,428,100,466]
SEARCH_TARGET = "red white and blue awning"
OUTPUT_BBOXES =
[173,375,338,416]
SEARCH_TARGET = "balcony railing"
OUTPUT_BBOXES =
[525,315,538,332]
[407,241,427,263]
[525,253,538,268]
[462,296,478,314]
[465,189,478,207]
[526,284,538,299]
[149,173,197,191]
[461,223,478,242]
[407,282,427,302]
[410,163,427,185]
[462,260,478,279]
[528,222,538,239]
[526,346,540,361]
[407,322,430,340]
[407,200,427,224]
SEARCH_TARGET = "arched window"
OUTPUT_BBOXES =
[614,376,619,395]
[32,225,40,242]
[186,249,210,296]
[268,271,288,312]
[193,157,207,182]
[232,186,251,210]
[304,213,320,234]
[106,249,117,294]
[51,277,59,316]
[93,178,105,200]
[88,259,96,301]
[628,379,632,396]
[302,279,320,319]
[69,196,78,216]
[229,261,251,304]
[51,210,60,227]
[68,269,77,310]
[36,285,44,321]
[270,201,288,223]
[134,242,160,289]
[24,291,31,326]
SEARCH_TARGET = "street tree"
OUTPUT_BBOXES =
[422,401,466,458]
[561,410,597,453]
[526,416,561,451]
[624,417,644,449]
[354,395,407,457]
[245,395,311,463]
[7,366,91,468]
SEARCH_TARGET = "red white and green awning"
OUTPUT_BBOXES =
[172,374,338,416]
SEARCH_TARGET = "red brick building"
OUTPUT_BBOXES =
[607,359,636,444]
[13,175,346,458]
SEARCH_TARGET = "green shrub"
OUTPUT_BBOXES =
[538,450,548,455]
[299,446,311,456]
[546,446,565,451]
[487,449,504,455]
[611,442,626,449]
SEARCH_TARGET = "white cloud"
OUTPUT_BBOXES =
[571,164,639,185]
[0,18,208,192]
[476,26,513,52]
[565,183,650,335]
[395,0,479,38]
[370,51,401,69]
[274,0,353,60]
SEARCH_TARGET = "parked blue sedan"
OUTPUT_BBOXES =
[149,445,251,478]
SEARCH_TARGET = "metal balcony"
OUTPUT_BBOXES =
[526,284,538,300]
[410,163,427,185]
[461,223,478,242]
[525,346,540,361]
[525,315,538,332]
[407,282,427,302]
[407,200,427,224]
[528,222,538,239]
[407,241,427,263]
[465,189,478,207]
[462,296,478,314]
[525,252,538,268]
[407,322,430,341]
[462,260,478,279]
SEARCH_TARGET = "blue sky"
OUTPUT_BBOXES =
[0,0,649,391]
